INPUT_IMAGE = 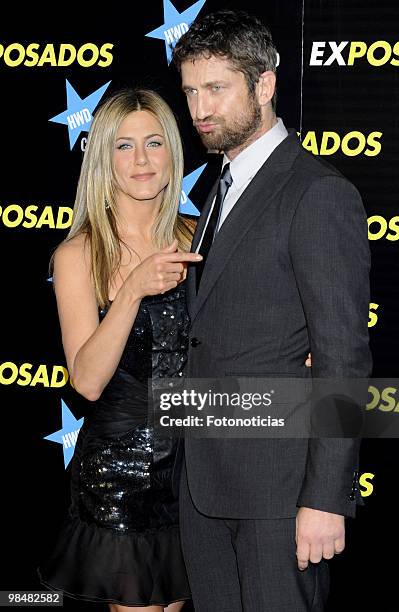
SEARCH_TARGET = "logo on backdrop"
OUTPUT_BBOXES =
[179,164,206,216]
[44,400,84,468]
[49,80,111,150]
[146,0,206,64]
[301,131,382,157]
[309,41,399,66]
[0,43,114,68]
[0,362,69,387]
[369,303,379,328]
[368,215,399,241]
[368,386,399,413]
[0,203,72,229]
[359,472,374,497]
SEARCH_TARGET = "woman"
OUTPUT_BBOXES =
[38,88,202,611]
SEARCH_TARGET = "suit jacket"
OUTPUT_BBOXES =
[182,129,372,519]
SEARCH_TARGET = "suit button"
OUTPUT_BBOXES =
[190,337,201,347]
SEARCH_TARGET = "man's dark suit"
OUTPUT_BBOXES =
[179,130,371,611]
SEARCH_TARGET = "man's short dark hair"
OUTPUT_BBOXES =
[173,10,278,108]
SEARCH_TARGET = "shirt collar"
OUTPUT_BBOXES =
[222,118,288,191]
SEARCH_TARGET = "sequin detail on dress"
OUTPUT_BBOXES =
[79,424,152,532]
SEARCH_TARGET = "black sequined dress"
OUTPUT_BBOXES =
[38,285,191,607]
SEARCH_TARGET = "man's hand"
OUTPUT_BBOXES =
[295,507,345,570]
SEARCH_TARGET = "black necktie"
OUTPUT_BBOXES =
[196,163,233,292]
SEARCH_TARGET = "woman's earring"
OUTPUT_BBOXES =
[105,198,110,210]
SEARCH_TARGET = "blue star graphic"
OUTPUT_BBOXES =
[180,164,207,216]
[44,399,84,469]
[49,80,111,150]
[146,0,206,64]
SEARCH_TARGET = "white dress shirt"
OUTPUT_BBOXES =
[196,118,288,252]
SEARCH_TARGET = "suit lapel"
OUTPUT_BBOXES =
[190,131,301,324]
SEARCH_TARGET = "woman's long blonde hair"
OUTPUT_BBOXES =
[52,88,194,309]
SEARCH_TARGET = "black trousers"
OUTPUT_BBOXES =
[179,462,330,612]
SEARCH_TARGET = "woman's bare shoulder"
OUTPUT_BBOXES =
[54,233,90,265]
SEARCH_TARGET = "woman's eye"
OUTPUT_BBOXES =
[117,143,132,150]
[147,141,162,148]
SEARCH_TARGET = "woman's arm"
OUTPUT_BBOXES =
[53,235,141,401]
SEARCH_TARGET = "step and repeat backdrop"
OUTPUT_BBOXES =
[1,1,397,610]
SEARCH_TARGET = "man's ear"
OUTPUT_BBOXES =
[257,71,276,106]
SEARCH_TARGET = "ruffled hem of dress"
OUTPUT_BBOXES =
[37,577,191,608]
[38,514,191,607]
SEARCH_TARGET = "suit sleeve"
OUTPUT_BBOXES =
[289,174,372,517]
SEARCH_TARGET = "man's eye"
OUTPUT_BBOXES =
[185,89,196,96]
[212,85,222,92]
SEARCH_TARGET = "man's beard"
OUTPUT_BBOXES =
[196,96,263,153]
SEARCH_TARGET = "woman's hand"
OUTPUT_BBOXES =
[124,239,202,300]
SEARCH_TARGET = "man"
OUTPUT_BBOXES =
[172,10,371,611]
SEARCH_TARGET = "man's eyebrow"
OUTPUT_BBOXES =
[115,133,164,141]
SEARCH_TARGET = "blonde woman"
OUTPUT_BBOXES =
[38,89,202,611]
